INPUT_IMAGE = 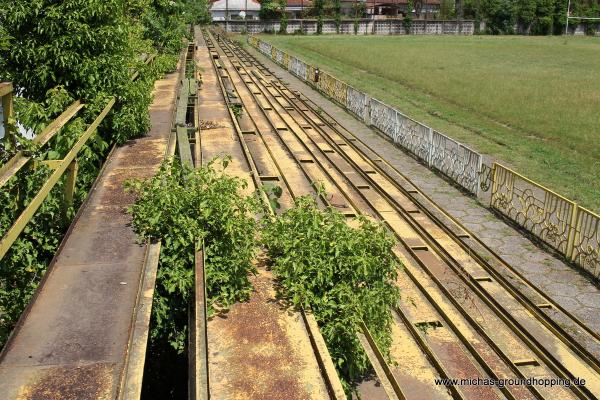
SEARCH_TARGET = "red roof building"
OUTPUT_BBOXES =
[209,0,441,20]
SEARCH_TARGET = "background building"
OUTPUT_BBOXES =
[363,0,441,18]
[284,0,314,19]
[210,0,261,20]
[209,0,441,20]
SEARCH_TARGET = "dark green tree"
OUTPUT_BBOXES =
[315,0,325,33]
[0,25,9,72]
[259,0,281,19]
[570,0,600,35]
[183,0,211,24]
[353,1,366,35]
[334,0,342,33]
[532,0,555,34]
[481,0,515,34]
[0,0,186,145]
[404,0,414,33]
[514,0,536,32]
[553,0,567,34]
[439,0,456,19]
[279,0,288,33]
[143,0,189,56]
[463,0,483,31]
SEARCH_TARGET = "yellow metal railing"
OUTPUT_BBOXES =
[317,71,348,107]
[0,53,158,262]
[0,98,115,261]
[491,163,600,279]
[1,82,14,151]
[569,206,600,279]
[248,36,599,279]
[0,100,84,188]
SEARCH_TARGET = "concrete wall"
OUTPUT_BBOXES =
[571,23,600,36]
[212,11,260,20]
[514,22,600,36]
[215,19,476,35]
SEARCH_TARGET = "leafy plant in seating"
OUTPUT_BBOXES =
[262,194,401,394]
[126,157,260,351]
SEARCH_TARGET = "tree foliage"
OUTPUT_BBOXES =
[263,195,401,394]
[315,0,325,34]
[126,157,260,351]
[0,0,193,146]
[440,0,456,19]
[259,0,283,19]
[404,0,414,33]
[480,0,516,33]
[0,0,193,347]
[462,0,599,34]
[334,0,342,33]
[279,0,289,33]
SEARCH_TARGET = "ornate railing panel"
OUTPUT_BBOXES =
[249,36,600,280]
[490,164,575,255]
[317,72,347,106]
[396,113,430,162]
[430,130,481,195]
[479,162,493,193]
[248,36,259,47]
[346,86,369,123]
[289,57,308,80]
[369,98,396,139]
[247,37,490,198]
[258,41,272,56]
[307,65,316,82]
[277,49,285,65]
[570,207,600,279]
[282,52,291,69]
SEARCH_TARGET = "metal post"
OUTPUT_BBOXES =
[2,89,14,151]
[476,156,483,198]
[64,159,78,210]
[566,203,580,261]
[490,163,498,207]
[565,0,571,35]
[506,166,515,200]
[427,127,434,166]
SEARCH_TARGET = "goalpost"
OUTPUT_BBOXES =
[565,0,600,35]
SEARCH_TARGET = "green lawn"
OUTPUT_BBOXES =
[253,35,600,211]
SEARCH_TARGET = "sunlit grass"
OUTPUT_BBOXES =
[256,34,600,211]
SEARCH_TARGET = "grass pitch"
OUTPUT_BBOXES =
[256,35,600,211]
